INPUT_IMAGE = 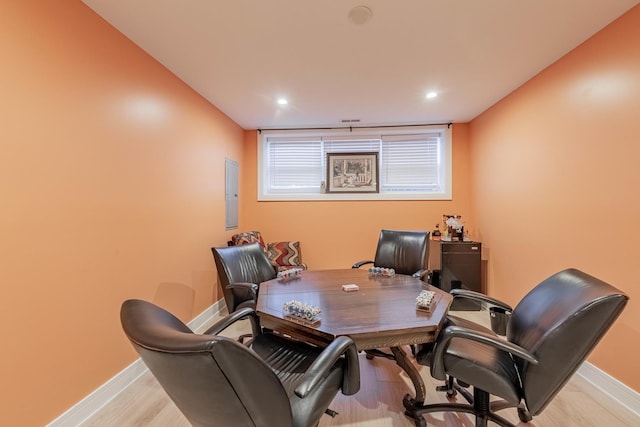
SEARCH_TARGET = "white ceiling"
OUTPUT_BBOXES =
[82,0,639,130]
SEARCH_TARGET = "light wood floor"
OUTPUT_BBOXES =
[84,311,639,427]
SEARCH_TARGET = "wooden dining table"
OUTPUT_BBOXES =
[255,268,453,424]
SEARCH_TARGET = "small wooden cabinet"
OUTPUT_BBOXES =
[430,241,483,310]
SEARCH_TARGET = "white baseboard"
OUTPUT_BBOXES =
[47,299,226,427]
[577,362,640,418]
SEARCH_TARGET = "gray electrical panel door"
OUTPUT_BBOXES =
[225,158,238,230]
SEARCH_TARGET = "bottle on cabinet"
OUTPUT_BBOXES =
[432,224,441,241]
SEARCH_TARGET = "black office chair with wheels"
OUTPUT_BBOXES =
[352,229,430,279]
[212,242,278,343]
[410,268,628,427]
[121,300,360,427]
[212,242,277,313]
[353,229,430,360]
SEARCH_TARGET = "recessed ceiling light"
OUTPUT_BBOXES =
[426,92,438,99]
[348,6,373,25]
[277,98,288,105]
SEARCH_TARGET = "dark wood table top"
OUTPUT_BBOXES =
[256,269,453,351]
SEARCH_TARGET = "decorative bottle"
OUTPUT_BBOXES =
[432,224,441,241]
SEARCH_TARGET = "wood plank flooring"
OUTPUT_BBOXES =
[83,311,639,426]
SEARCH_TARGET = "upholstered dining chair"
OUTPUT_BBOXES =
[352,229,430,278]
[228,230,307,272]
[211,242,277,314]
[121,300,360,427]
[411,268,628,427]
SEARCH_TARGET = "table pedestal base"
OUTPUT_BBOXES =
[365,346,430,426]
[402,394,428,427]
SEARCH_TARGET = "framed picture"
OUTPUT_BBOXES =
[327,152,379,193]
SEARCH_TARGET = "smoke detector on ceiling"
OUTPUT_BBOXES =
[348,6,373,25]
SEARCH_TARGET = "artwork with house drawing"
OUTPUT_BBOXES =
[326,152,379,193]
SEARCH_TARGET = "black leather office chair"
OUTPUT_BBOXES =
[410,268,628,427]
[352,229,430,278]
[121,300,360,427]
[353,229,430,360]
[212,242,277,314]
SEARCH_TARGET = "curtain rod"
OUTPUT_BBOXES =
[257,122,452,134]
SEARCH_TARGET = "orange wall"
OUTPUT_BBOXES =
[469,5,640,391]
[0,2,243,425]
[3,1,638,424]
[242,125,474,271]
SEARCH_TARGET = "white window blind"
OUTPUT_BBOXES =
[266,137,322,193]
[381,133,441,192]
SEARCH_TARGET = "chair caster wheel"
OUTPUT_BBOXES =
[413,416,426,427]
[437,385,457,398]
[518,407,533,422]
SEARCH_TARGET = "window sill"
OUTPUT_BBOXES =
[258,192,452,202]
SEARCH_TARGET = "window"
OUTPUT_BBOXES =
[258,125,451,200]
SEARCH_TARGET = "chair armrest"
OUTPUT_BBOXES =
[450,289,513,312]
[431,325,538,380]
[202,307,262,338]
[294,336,361,398]
[352,260,374,269]
[227,282,259,302]
[412,269,430,280]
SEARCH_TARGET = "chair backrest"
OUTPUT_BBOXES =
[374,229,430,275]
[508,268,628,416]
[120,299,293,427]
[230,230,266,249]
[212,242,277,311]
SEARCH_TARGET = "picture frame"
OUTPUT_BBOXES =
[326,152,379,193]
